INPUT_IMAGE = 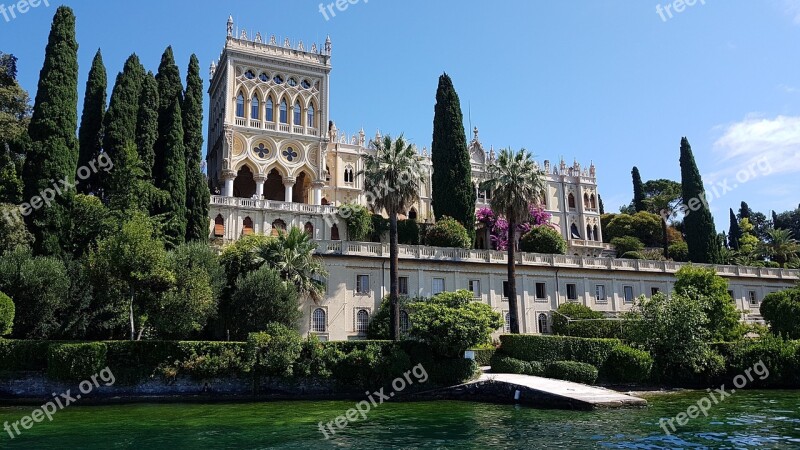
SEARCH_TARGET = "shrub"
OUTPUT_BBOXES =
[674,266,741,341]
[498,335,619,368]
[340,203,373,242]
[551,303,603,335]
[723,335,799,388]
[402,341,478,385]
[519,226,567,255]
[425,216,471,249]
[761,287,800,339]
[545,361,598,385]
[247,323,303,377]
[601,345,653,383]
[0,340,51,371]
[157,342,250,381]
[668,241,689,262]
[229,267,301,340]
[621,251,644,260]
[489,353,544,376]
[47,343,108,382]
[611,236,644,256]
[604,212,663,247]
[471,348,496,366]
[328,341,411,389]
[398,219,420,245]
[0,291,14,336]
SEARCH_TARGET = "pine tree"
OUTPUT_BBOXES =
[22,6,79,256]
[631,166,646,212]
[153,46,183,188]
[157,96,187,248]
[136,71,158,181]
[101,54,145,198]
[182,55,210,242]
[728,208,741,250]
[431,73,476,242]
[77,49,106,194]
[679,137,721,264]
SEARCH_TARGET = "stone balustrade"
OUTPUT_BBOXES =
[211,195,338,215]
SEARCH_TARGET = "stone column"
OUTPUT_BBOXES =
[222,169,236,197]
[312,182,324,205]
[254,174,267,199]
[283,176,296,203]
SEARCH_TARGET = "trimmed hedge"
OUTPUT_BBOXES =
[489,353,544,376]
[47,343,108,382]
[499,335,619,367]
[545,361,598,385]
[602,345,653,383]
[0,340,51,371]
[715,337,799,388]
[470,348,496,366]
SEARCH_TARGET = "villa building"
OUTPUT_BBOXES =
[205,18,800,340]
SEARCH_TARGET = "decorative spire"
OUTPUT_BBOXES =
[473,126,479,142]
[325,35,332,54]
[358,128,366,147]
[227,15,233,36]
[209,61,217,79]
[375,129,381,143]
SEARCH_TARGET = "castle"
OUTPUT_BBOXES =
[205,18,799,340]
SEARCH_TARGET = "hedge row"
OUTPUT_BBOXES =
[713,337,800,388]
[470,348,496,366]
[489,353,597,384]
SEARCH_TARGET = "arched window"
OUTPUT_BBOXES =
[344,166,354,184]
[538,313,549,334]
[279,99,288,123]
[587,225,593,241]
[307,104,315,128]
[584,193,590,209]
[265,97,274,122]
[590,194,597,210]
[271,219,286,237]
[304,221,314,236]
[293,101,302,125]
[400,311,410,333]
[570,224,581,239]
[568,193,576,209]
[504,312,511,333]
[214,214,225,237]
[408,208,418,221]
[312,308,326,332]
[593,225,600,242]
[243,217,254,235]
[236,93,245,118]
[251,95,260,120]
[331,224,340,240]
[355,309,370,333]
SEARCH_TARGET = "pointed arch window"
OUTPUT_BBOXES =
[236,93,245,118]
[251,95,260,120]
[294,101,302,125]
[279,99,288,123]
[265,97,274,122]
[590,194,597,210]
[587,225,593,241]
[570,224,581,239]
[593,225,600,242]
[568,193,576,209]
[307,104,315,128]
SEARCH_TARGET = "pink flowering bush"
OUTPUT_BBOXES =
[478,205,554,251]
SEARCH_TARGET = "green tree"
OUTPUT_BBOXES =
[89,212,173,340]
[519,226,567,254]
[155,98,187,248]
[70,193,112,256]
[230,266,302,339]
[408,290,503,358]
[642,178,682,257]
[728,208,741,250]
[22,6,80,256]
[631,166,645,212]
[361,134,426,340]
[611,236,645,256]
[674,265,741,341]
[340,203,373,241]
[153,46,184,186]
[76,49,106,194]
[183,54,210,243]
[431,73,476,241]
[737,218,760,263]
[602,211,663,247]
[0,291,13,336]
[0,203,33,254]
[760,287,800,339]
[425,216,471,248]
[480,148,546,334]
[679,137,721,264]
[135,71,159,181]
[761,228,799,268]
[254,226,328,303]
[0,53,29,204]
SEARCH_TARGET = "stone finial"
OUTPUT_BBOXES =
[359,128,366,147]
[329,121,338,142]
[374,129,382,144]
[227,15,233,36]
[240,29,248,40]
[284,37,291,48]
[312,43,318,53]
[589,161,596,177]
[489,146,495,161]
[297,40,305,51]
[209,61,217,79]
[473,126,479,142]
[255,32,263,43]
[325,35,332,54]
[269,35,277,45]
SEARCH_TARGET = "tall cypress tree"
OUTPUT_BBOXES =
[102,54,145,198]
[431,73,476,242]
[22,6,79,256]
[739,201,751,220]
[77,49,106,194]
[182,54,210,242]
[728,208,741,250]
[631,166,646,212]
[153,46,184,188]
[679,137,721,264]
[598,194,605,215]
[136,71,159,181]
[158,98,187,248]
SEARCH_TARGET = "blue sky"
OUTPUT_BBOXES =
[2,0,800,229]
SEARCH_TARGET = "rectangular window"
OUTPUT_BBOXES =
[749,291,758,306]
[356,275,370,295]
[566,283,578,301]
[432,278,445,295]
[595,285,607,302]
[651,287,660,296]
[469,280,481,298]
[623,286,634,303]
[535,282,547,300]
[502,281,510,299]
[398,277,409,296]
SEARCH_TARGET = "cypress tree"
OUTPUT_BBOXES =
[772,210,780,229]
[77,49,106,194]
[739,201,751,220]
[679,137,721,264]
[182,54,210,242]
[101,54,145,198]
[598,194,605,215]
[136,71,158,181]
[431,73,476,242]
[153,46,184,188]
[631,166,646,212]
[22,6,79,256]
[728,208,741,250]
[157,95,187,248]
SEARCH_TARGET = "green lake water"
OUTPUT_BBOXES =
[1,391,799,449]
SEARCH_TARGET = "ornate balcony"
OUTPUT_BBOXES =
[211,195,338,216]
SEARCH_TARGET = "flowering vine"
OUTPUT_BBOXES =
[477,205,557,251]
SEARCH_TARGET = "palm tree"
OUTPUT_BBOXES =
[761,228,800,268]
[254,227,328,303]
[360,134,426,340]
[480,149,546,334]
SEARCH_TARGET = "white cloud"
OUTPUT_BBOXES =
[710,115,800,181]
[778,83,800,94]
[783,0,800,24]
